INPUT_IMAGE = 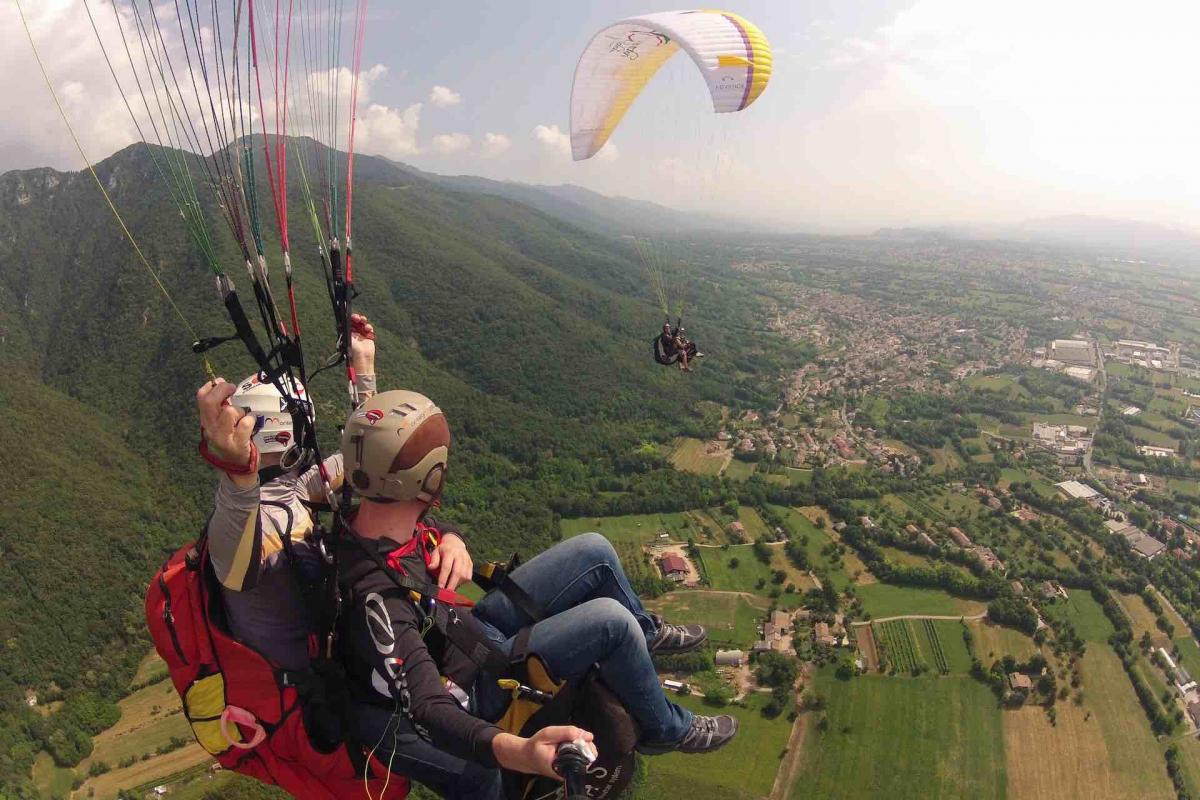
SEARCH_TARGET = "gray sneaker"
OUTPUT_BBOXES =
[647,613,707,654]
[638,715,740,755]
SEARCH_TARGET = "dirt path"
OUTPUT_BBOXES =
[856,624,879,671]
[852,612,987,626]
[769,711,811,800]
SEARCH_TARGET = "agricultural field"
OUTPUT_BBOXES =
[965,373,1031,399]
[856,583,986,620]
[998,466,1058,498]
[929,447,964,474]
[736,506,771,540]
[969,620,1040,663]
[669,436,729,476]
[644,590,765,649]
[1174,636,1200,670]
[699,546,803,608]
[73,678,212,800]
[560,512,690,545]
[723,459,758,481]
[640,693,794,800]
[771,506,861,590]
[791,674,1005,800]
[1003,647,1175,800]
[1115,592,1170,648]
[1043,593,1116,642]
[872,619,972,675]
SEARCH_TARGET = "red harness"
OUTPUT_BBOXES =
[146,541,407,800]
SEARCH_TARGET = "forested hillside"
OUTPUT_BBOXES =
[0,140,803,796]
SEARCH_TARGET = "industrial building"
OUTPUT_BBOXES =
[1049,339,1096,366]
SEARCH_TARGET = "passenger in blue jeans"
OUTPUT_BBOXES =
[336,390,738,799]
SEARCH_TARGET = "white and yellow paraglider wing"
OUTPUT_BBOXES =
[570,9,772,161]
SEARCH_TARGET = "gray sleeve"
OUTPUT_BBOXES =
[207,475,266,592]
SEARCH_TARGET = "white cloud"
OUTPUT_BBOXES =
[430,132,471,155]
[481,132,512,158]
[594,142,619,163]
[428,85,462,108]
[533,123,571,157]
[356,102,423,158]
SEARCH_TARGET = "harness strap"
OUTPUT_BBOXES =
[474,558,546,624]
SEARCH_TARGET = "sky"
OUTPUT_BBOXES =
[3,0,1200,233]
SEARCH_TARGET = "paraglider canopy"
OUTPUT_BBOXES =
[570,10,772,161]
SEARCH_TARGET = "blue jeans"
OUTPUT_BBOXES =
[355,533,693,799]
[471,532,694,745]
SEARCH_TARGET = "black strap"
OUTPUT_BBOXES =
[339,525,512,674]
[474,558,546,624]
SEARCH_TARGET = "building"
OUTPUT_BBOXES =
[1008,672,1034,692]
[1056,480,1099,500]
[660,555,690,582]
[917,532,937,550]
[663,679,688,692]
[1011,580,1026,595]
[972,546,1005,572]
[1131,533,1167,560]
[1050,339,1095,366]
[948,526,971,547]
[1114,339,1179,370]
[1064,366,1097,382]
[770,610,793,636]
[1107,521,1167,560]
[1158,648,1198,693]
[1138,445,1177,459]
[1189,700,1200,728]
[813,622,837,646]
[714,650,744,668]
[729,521,747,538]
[1039,581,1068,600]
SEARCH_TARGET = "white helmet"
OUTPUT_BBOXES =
[231,373,312,455]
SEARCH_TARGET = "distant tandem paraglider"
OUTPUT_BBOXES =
[568,9,772,372]
[653,318,701,371]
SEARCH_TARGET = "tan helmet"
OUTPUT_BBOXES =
[342,390,451,504]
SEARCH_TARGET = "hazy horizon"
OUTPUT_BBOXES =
[3,0,1198,235]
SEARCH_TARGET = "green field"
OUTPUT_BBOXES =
[645,590,765,649]
[737,506,771,540]
[670,436,728,476]
[723,459,758,481]
[873,619,973,675]
[857,584,986,619]
[970,620,1040,662]
[1043,592,1116,642]
[641,693,794,800]
[560,512,690,544]
[998,466,1057,498]
[791,675,1005,799]
[699,545,800,607]
[772,506,856,590]
[929,447,964,475]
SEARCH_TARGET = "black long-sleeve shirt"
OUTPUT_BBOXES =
[339,526,503,767]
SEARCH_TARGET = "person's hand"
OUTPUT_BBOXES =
[197,378,257,485]
[491,727,595,780]
[428,533,473,590]
[350,313,375,373]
